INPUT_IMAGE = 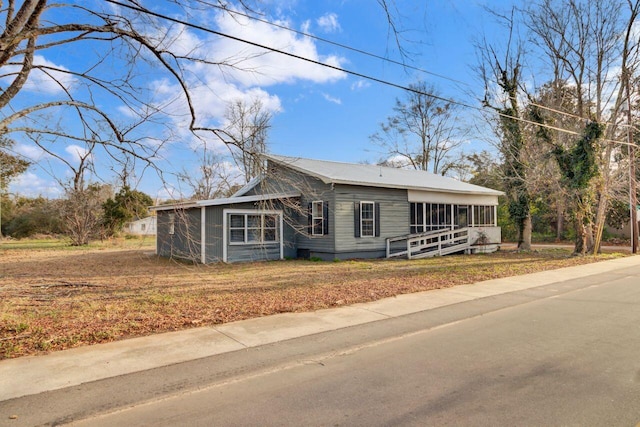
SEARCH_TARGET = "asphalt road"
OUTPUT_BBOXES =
[39,262,639,427]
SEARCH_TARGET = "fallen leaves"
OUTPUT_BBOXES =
[0,243,626,359]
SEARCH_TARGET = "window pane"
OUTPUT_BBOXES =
[361,202,374,220]
[362,221,374,236]
[431,203,438,226]
[264,215,276,228]
[264,228,277,242]
[247,229,261,242]
[230,229,245,242]
[313,219,323,235]
[312,201,323,218]
[230,215,244,228]
[410,203,416,225]
[247,215,261,228]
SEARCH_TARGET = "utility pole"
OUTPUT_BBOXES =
[626,71,638,254]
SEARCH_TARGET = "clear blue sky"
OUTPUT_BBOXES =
[8,0,518,199]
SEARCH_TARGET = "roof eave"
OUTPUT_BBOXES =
[329,179,503,196]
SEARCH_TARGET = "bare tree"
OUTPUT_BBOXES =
[61,183,111,245]
[221,98,272,183]
[371,81,467,175]
[178,147,239,200]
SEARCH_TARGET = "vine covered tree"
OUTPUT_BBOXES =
[477,11,533,251]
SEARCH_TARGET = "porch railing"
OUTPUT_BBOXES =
[386,227,470,259]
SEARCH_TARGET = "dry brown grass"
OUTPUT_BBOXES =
[0,239,627,359]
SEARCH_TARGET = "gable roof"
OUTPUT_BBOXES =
[259,154,503,196]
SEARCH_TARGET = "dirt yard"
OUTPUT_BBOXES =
[0,240,627,359]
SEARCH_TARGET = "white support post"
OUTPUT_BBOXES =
[201,207,206,264]
[470,205,475,227]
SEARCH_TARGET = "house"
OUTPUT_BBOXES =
[151,154,503,263]
[125,216,156,235]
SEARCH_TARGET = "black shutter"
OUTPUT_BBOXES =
[307,202,312,235]
[323,201,329,235]
[354,202,361,237]
[375,202,381,237]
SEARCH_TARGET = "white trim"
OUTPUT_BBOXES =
[471,205,475,227]
[201,207,206,264]
[222,211,228,262]
[151,192,300,211]
[222,208,284,263]
[279,214,284,260]
[408,189,499,206]
[360,201,375,238]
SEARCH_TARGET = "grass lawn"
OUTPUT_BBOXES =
[0,237,628,359]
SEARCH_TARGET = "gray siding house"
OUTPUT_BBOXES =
[152,155,503,263]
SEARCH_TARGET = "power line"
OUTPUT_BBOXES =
[104,0,635,147]
[199,1,469,87]
[207,0,605,127]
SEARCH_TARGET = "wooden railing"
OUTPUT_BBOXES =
[386,227,470,259]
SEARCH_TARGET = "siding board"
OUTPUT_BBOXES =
[334,184,409,255]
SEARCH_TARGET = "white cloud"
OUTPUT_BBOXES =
[65,144,92,164]
[8,171,62,197]
[301,20,312,34]
[317,13,341,33]
[12,143,47,161]
[114,7,347,166]
[322,93,342,105]
[1,55,76,95]
[208,10,347,87]
[351,80,371,91]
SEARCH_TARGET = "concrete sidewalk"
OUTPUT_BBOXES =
[2,255,639,402]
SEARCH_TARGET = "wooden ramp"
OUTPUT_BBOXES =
[386,228,470,259]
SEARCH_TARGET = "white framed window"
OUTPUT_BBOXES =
[311,201,324,236]
[472,205,495,227]
[360,201,375,237]
[229,213,279,244]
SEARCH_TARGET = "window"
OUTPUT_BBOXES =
[473,206,495,226]
[361,201,375,237]
[229,214,245,243]
[168,213,175,235]
[311,201,324,236]
[141,224,146,231]
[354,201,380,237]
[410,203,454,232]
[410,202,425,234]
[229,213,279,244]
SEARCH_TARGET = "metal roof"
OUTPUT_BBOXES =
[264,154,503,196]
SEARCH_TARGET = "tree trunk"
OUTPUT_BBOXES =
[518,214,532,250]
[573,206,588,255]
[556,198,564,241]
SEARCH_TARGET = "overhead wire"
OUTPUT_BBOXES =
[203,0,611,128]
[104,0,635,147]
[199,0,470,88]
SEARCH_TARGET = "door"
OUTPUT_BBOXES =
[457,206,468,229]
